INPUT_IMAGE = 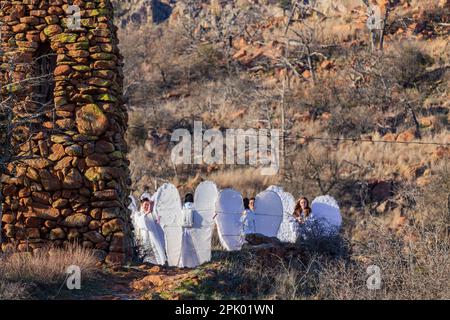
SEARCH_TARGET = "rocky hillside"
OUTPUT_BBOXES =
[114,0,449,240]
[114,0,172,28]
[0,0,449,301]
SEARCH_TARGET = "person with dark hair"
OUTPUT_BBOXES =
[240,196,256,243]
[184,193,194,206]
[249,197,255,211]
[243,197,250,210]
[182,192,195,226]
[293,197,312,224]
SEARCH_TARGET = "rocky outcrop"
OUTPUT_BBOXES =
[114,0,172,29]
[0,0,132,264]
[242,233,307,266]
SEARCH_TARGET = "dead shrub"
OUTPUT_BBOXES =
[388,45,434,88]
[315,223,450,299]
[0,244,99,289]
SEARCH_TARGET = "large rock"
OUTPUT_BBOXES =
[93,189,119,201]
[25,158,52,169]
[85,166,119,182]
[86,153,110,167]
[101,207,120,219]
[62,213,91,228]
[48,144,66,161]
[24,217,44,228]
[396,129,416,143]
[31,191,51,205]
[109,232,127,252]
[39,169,62,191]
[54,156,73,170]
[49,228,66,240]
[22,204,60,220]
[62,168,84,189]
[76,104,109,136]
[83,231,105,243]
[102,218,124,236]
[2,214,16,224]
[54,65,71,77]
[65,144,83,156]
[95,140,115,153]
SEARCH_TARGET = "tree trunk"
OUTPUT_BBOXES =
[406,103,422,139]
[306,46,316,85]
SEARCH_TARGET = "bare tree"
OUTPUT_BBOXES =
[348,47,427,138]
[363,0,399,52]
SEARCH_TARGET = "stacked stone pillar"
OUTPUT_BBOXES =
[0,0,132,264]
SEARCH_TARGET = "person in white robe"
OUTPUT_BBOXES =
[240,198,256,244]
[178,193,201,268]
[136,192,167,265]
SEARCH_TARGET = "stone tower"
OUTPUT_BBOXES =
[0,0,132,264]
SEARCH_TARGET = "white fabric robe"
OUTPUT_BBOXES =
[239,209,256,245]
[136,209,167,265]
[178,202,201,268]
[241,209,256,235]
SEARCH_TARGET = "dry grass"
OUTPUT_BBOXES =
[206,168,279,196]
[329,131,448,180]
[0,244,99,299]
[194,219,450,300]
[314,224,450,300]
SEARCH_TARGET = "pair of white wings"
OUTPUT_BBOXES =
[215,188,285,251]
[155,181,219,267]
[266,186,343,242]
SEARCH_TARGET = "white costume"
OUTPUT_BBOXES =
[266,186,300,243]
[128,194,142,248]
[179,202,200,268]
[239,208,256,245]
[154,181,219,268]
[215,188,244,251]
[136,192,167,265]
[253,190,283,237]
[241,209,256,235]
[301,195,342,238]
[154,184,183,267]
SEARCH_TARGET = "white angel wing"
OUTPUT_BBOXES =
[254,190,283,237]
[194,181,219,228]
[310,195,342,235]
[128,195,138,212]
[266,186,299,243]
[154,183,183,226]
[266,185,296,216]
[128,195,139,237]
[215,188,244,251]
[154,183,183,266]
[177,181,220,268]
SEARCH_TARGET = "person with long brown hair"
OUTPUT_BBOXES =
[293,197,312,224]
